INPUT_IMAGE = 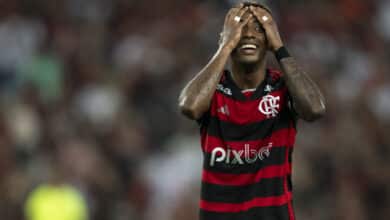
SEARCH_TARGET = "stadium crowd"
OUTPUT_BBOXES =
[0,0,389,219]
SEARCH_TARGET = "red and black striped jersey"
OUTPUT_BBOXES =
[197,69,297,220]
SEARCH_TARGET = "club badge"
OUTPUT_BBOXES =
[259,95,280,117]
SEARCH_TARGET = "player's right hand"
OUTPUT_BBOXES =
[219,5,252,51]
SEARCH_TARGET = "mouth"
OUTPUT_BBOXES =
[237,43,258,55]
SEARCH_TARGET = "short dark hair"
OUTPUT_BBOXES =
[238,1,272,14]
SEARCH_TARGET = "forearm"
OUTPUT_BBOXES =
[178,46,232,120]
[279,57,326,121]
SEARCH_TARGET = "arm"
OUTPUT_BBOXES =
[279,55,326,121]
[178,6,252,120]
[178,46,231,120]
[250,6,326,121]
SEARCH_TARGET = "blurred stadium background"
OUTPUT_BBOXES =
[0,0,389,219]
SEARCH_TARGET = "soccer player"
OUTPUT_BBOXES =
[178,1,326,220]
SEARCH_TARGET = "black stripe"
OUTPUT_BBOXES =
[206,109,294,142]
[200,204,290,220]
[215,82,286,102]
[288,148,293,163]
[201,176,285,203]
[250,76,286,101]
[221,69,286,102]
[287,174,292,192]
[203,146,288,174]
[222,70,267,101]
[216,85,246,102]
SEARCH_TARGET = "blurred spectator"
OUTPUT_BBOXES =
[0,0,388,220]
[0,0,45,91]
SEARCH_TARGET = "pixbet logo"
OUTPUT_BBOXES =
[209,143,272,167]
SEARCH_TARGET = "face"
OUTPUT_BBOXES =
[231,11,268,64]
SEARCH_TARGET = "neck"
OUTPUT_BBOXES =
[231,59,267,90]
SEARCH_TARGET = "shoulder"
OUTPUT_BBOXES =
[266,68,286,91]
[220,70,229,83]
[267,68,283,83]
[267,69,298,122]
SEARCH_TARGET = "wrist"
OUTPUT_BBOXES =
[274,46,291,62]
[272,44,284,52]
[218,44,235,55]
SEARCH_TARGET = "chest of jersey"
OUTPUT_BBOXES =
[210,87,288,125]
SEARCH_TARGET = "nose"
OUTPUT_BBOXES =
[241,25,255,38]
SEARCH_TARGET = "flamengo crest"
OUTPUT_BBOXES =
[259,95,280,117]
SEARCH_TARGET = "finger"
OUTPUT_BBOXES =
[249,6,271,24]
[239,13,253,27]
[249,6,269,18]
[229,3,245,15]
[249,6,264,18]
[235,6,249,19]
[224,10,237,25]
[225,7,241,22]
[229,7,248,24]
[241,9,252,20]
[249,5,270,14]
[226,7,246,25]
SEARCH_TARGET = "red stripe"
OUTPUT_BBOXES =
[286,162,292,172]
[200,193,291,213]
[202,163,291,186]
[283,144,295,220]
[268,69,282,81]
[287,197,295,220]
[203,128,296,153]
[211,88,288,125]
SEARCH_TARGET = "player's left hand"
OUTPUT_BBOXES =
[249,6,284,51]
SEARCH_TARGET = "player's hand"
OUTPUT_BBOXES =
[249,6,284,51]
[219,5,252,51]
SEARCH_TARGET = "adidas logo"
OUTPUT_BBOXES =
[217,105,230,116]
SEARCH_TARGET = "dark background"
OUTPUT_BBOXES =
[0,0,389,219]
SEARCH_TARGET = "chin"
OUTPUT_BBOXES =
[236,55,261,64]
[232,49,266,65]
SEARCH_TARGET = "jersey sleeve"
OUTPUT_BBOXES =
[196,109,210,127]
[196,71,227,128]
[195,92,215,128]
